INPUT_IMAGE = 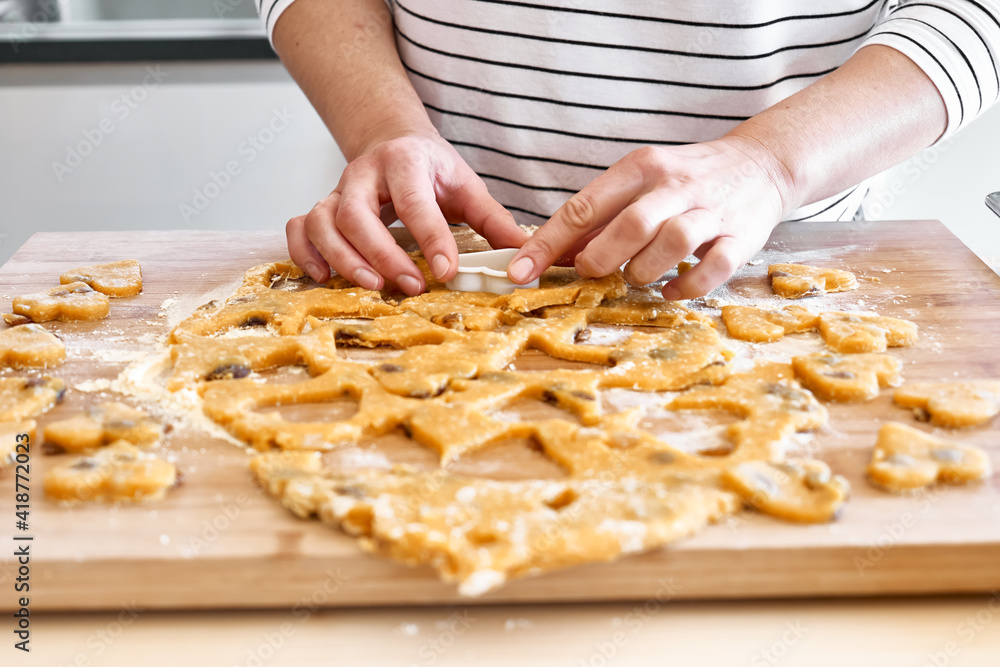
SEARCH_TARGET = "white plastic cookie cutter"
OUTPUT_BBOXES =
[445,248,539,295]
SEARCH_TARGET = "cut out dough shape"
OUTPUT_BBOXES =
[792,353,902,402]
[817,312,918,353]
[12,282,110,322]
[721,305,819,343]
[722,459,850,523]
[59,259,143,297]
[250,453,738,597]
[43,402,163,453]
[0,376,65,422]
[866,422,992,492]
[0,323,65,369]
[893,380,1000,428]
[768,264,858,299]
[44,441,178,502]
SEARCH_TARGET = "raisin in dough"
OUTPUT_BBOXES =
[818,312,918,353]
[0,323,65,369]
[250,453,738,597]
[722,459,850,523]
[866,422,992,492]
[893,381,1000,428]
[59,259,142,297]
[721,305,819,343]
[792,353,902,402]
[12,282,110,322]
[768,264,858,299]
[44,441,178,502]
[43,402,163,453]
[0,376,65,422]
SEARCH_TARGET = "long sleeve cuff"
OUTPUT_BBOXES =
[258,0,299,47]
[860,1,1000,142]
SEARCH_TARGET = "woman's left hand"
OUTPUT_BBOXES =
[506,136,794,300]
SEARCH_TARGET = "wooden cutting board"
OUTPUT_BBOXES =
[1,221,998,612]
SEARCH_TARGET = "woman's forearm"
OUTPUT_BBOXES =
[272,0,437,160]
[725,44,949,218]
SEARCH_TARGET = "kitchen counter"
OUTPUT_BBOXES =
[0,2,273,62]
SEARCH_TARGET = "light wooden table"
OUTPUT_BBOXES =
[31,595,1000,666]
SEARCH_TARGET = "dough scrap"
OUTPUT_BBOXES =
[169,286,395,341]
[168,326,339,391]
[200,361,414,452]
[250,453,738,597]
[792,353,902,402]
[668,363,828,462]
[167,255,899,593]
[318,312,463,348]
[44,441,178,502]
[59,259,142,297]
[12,282,110,322]
[721,305,819,343]
[0,376,65,422]
[768,264,858,299]
[496,272,628,312]
[722,459,850,523]
[817,312,918,353]
[867,422,992,492]
[893,381,1000,428]
[0,323,65,369]
[43,402,163,453]
[396,291,506,332]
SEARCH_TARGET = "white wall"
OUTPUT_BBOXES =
[868,104,1000,274]
[2,59,999,274]
[0,61,345,264]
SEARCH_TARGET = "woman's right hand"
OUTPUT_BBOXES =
[286,129,527,296]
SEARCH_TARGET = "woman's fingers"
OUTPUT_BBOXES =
[385,156,458,281]
[573,191,690,279]
[337,161,427,295]
[449,172,528,250]
[507,159,648,284]
[301,193,386,291]
[622,208,721,286]
[286,214,331,283]
[661,235,747,300]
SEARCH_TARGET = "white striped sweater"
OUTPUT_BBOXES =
[259,1,1000,223]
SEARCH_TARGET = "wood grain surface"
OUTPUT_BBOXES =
[0,221,997,612]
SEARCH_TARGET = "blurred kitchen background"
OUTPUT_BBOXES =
[1,0,998,272]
